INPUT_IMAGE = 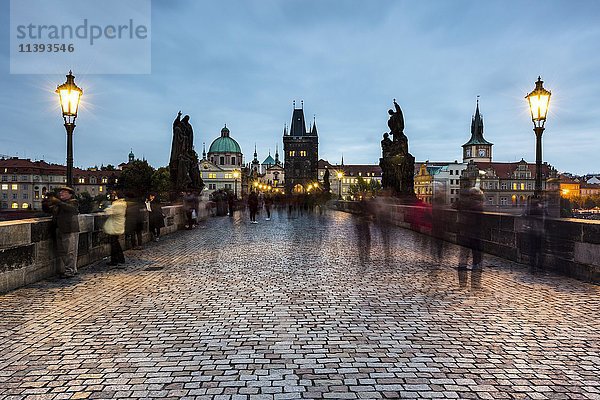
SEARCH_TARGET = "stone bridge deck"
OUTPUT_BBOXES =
[1,210,599,399]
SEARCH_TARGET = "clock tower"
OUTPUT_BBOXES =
[462,98,493,163]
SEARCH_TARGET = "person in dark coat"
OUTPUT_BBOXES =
[248,190,259,224]
[145,193,165,241]
[227,192,235,217]
[456,187,484,269]
[125,195,144,249]
[183,191,198,229]
[264,194,273,220]
[46,186,80,278]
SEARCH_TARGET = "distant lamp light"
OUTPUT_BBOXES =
[526,76,551,128]
[56,70,83,123]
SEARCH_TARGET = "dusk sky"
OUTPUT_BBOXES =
[1,0,599,175]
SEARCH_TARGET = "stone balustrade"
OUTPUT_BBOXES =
[333,200,600,283]
[0,203,213,294]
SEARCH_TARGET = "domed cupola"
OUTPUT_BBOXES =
[207,124,243,168]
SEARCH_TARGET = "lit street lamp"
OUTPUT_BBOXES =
[233,170,240,198]
[56,71,83,188]
[336,171,344,199]
[525,76,551,199]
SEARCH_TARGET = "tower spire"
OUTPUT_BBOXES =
[202,142,206,160]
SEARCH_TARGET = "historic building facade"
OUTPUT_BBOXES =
[283,104,319,194]
[318,160,382,200]
[0,158,120,211]
[199,125,244,196]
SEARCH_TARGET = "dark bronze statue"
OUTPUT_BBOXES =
[169,111,203,193]
[380,99,416,201]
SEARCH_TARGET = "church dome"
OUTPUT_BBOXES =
[208,137,241,154]
[208,125,241,154]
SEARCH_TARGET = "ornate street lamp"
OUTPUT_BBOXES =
[336,171,344,199]
[56,71,83,187]
[233,170,240,198]
[525,76,551,199]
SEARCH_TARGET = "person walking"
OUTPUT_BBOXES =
[248,190,259,224]
[227,191,235,217]
[103,191,127,266]
[145,193,165,241]
[264,194,273,221]
[183,191,197,229]
[125,194,144,249]
[46,186,80,278]
[456,187,484,270]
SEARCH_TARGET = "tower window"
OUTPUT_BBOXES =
[300,151,307,157]
[220,157,225,165]
[231,157,236,165]
[289,151,296,157]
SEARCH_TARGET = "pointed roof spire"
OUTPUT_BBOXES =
[341,154,344,166]
[310,114,318,136]
[293,100,296,109]
[463,96,492,147]
[301,100,304,109]
[254,143,257,158]
[283,123,288,136]
[275,144,280,164]
[202,142,206,160]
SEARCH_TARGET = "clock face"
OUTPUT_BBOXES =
[478,149,486,157]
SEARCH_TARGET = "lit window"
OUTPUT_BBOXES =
[208,173,217,179]
[78,178,85,184]
[289,151,296,157]
[300,151,307,157]
[99,186,103,192]
[520,183,525,191]
[1,184,7,190]
[102,177,108,183]
[11,184,18,190]
[512,183,517,190]
[11,202,18,209]
[224,173,233,179]
[22,202,29,209]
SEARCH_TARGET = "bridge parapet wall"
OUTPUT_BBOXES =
[333,201,600,283]
[0,204,212,294]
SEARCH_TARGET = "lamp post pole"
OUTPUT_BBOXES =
[337,171,343,200]
[534,126,544,198]
[233,170,240,199]
[525,76,551,200]
[56,71,83,188]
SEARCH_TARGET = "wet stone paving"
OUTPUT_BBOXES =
[1,208,599,400]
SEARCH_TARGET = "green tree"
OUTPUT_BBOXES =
[348,177,382,199]
[78,191,94,214]
[101,164,116,171]
[119,159,155,198]
[151,166,171,202]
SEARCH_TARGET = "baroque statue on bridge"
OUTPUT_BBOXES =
[169,111,203,194]
[380,99,416,201]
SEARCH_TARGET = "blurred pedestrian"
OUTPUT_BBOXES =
[145,193,165,241]
[183,191,198,229]
[456,187,484,269]
[46,186,80,278]
[264,194,273,220]
[104,190,127,266]
[524,196,547,273]
[227,191,235,217]
[125,194,144,249]
[248,190,259,224]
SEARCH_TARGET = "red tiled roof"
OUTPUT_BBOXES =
[0,158,121,178]
[475,161,552,178]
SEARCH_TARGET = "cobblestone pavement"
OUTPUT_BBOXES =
[1,209,599,400]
